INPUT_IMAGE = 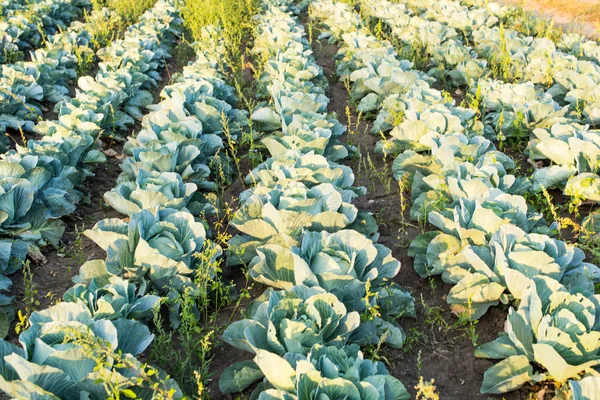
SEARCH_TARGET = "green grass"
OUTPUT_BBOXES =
[181,0,258,53]
[92,0,155,23]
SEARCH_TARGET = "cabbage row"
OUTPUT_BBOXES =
[0,0,190,395]
[0,0,181,337]
[0,0,253,397]
[77,25,250,329]
[0,0,90,64]
[0,297,185,398]
[0,6,122,153]
[113,24,248,218]
[340,0,600,206]
[0,1,252,396]
[311,0,600,396]
[217,1,414,398]
[384,0,600,206]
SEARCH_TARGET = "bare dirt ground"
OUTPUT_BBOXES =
[500,0,599,38]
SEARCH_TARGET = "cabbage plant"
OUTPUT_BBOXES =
[245,151,366,199]
[64,276,160,321]
[0,0,90,63]
[371,87,447,134]
[80,208,218,289]
[569,377,600,400]
[392,141,531,221]
[160,80,248,139]
[175,92,248,139]
[120,141,220,189]
[251,230,412,307]
[122,96,231,190]
[0,154,86,274]
[527,122,600,191]
[219,285,361,393]
[565,173,600,203]
[476,277,600,394]
[0,302,182,399]
[127,100,209,147]
[228,182,379,265]
[361,0,488,87]
[224,344,410,399]
[0,64,43,128]
[376,103,481,156]
[410,223,596,319]
[248,229,415,347]
[104,169,199,216]
[78,208,221,327]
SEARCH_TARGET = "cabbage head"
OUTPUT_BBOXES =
[229,344,410,399]
[476,277,600,394]
[0,302,182,399]
[219,285,361,393]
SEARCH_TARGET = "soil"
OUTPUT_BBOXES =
[499,0,599,38]
[309,34,523,400]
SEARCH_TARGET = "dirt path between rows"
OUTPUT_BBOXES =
[304,17,539,400]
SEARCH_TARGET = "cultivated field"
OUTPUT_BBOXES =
[0,0,599,399]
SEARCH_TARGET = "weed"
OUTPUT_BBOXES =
[427,277,437,292]
[181,0,259,66]
[453,306,480,347]
[307,15,315,45]
[343,78,355,106]
[221,111,243,182]
[148,240,236,397]
[488,24,522,83]
[398,180,408,232]
[193,243,234,323]
[416,350,423,374]
[415,376,440,400]
[507,5,564,43]
[388,102,406,127]
[402,38,429,71]
[74,44,95,76]
[149,297,217,397]
[225,267,254,327]
[420,294,448,333]
[86,6,123,49]
[361,279,381,323]
[172,41,197,71]
[466,317,479,347]
[15,261,39,335]
[67,327,179,399]
[403,327,424,353]
[417,189,449,234]
[2,48,24,64]
[92,0,154,23]
[69,223,87,268]
[363,329,392,366]
[45,291,60,306]
[465,83,483,121]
